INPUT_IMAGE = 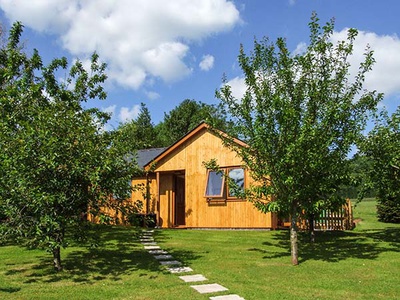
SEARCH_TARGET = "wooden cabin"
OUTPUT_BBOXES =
[131,122,277,229]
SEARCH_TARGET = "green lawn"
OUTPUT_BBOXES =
[1,199,399,299]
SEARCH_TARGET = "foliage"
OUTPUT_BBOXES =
[114,99,232,150]
[155,99,232,146]
[339,154,375,199]
[0,22,137,270]
[215,13,382,264]
[361,108,400,223]
[115,102,158,151]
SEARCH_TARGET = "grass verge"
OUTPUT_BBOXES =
[0,199,399,299]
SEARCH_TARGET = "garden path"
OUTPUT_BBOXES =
[140,229,245,300]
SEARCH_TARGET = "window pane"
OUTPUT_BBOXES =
[205,171,224,197]
[228,168,244,197]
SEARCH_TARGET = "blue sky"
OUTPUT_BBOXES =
[0,0,399,130]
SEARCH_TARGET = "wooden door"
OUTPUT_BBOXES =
[174,175,185,226]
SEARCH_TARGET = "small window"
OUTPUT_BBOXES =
[227,168,245,198]
[205,170,225,198]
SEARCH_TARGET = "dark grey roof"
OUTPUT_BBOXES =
[136,147,167,168]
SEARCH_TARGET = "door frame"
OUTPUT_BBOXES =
[174,172,186,226]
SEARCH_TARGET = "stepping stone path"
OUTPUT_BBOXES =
[190,283,228,294]
[139,229,246,299]
[141,242,157,245]
[168,266,194,274]
[210,295,245,300]
[143,245,160,250]
[179,274,208,282]
[159,260,182,266]
[148,249,168,255]
[154,254,173,260]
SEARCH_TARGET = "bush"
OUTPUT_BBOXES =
[128,213,156,228]
[377,196,400,223]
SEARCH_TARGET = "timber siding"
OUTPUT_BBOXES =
[131,122,276,229]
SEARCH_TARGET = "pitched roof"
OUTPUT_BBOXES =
[136,147,167,169]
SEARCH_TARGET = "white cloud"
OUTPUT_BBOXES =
[292,30,400,101]
[330,29,400,97]
[102,105,116,116]
[0,0,240,90]
[224,76,247,100]
[142,42,192,82]
[229,29,400,103]
[292,42,307,56]
[199,54,215,71]
[119,105,141,122]
[145,90,160,100]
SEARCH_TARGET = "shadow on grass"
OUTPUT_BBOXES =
[249,227,399,263]
[4,226,201,285]
[0,287,21,293]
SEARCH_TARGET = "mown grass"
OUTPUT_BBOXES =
[1,199,399,299]
[0,226,202,300]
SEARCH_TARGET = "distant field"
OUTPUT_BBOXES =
[1,199,399,299]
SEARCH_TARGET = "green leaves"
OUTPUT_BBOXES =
[216,12,381,216]
[0,22,137,269]
[361,108,400,222]
[216,12,381,264]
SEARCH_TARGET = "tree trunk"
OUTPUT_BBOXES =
[290,204,299,265]
[309,213,315,243]
[53,246,62,271]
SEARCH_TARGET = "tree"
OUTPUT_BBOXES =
[136,103,157,145]
[116,102,157,150]
[338,154,375,199]
[215,13,382,265]
[361,108,400,223]
[0,22,137,270]
[155,99,231,147]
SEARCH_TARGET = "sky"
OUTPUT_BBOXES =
[0,0,399,130]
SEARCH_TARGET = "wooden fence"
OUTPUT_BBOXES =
[280,199,355,231]
[299,199,354,231]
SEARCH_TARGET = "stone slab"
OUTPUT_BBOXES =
[191,283,228,294]
[148,249,168,255]
[160,260,182,266]
[142,230,154,233]
[144,245,161,250]
[179,274,208,282]
[141,242,157,245]
[209,295,245,300]
[154,254,173,260]
[141,233,153,236]
[167,266,193,273]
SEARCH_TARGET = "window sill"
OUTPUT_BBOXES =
[206,198,246,203]
[206,198,226,203]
